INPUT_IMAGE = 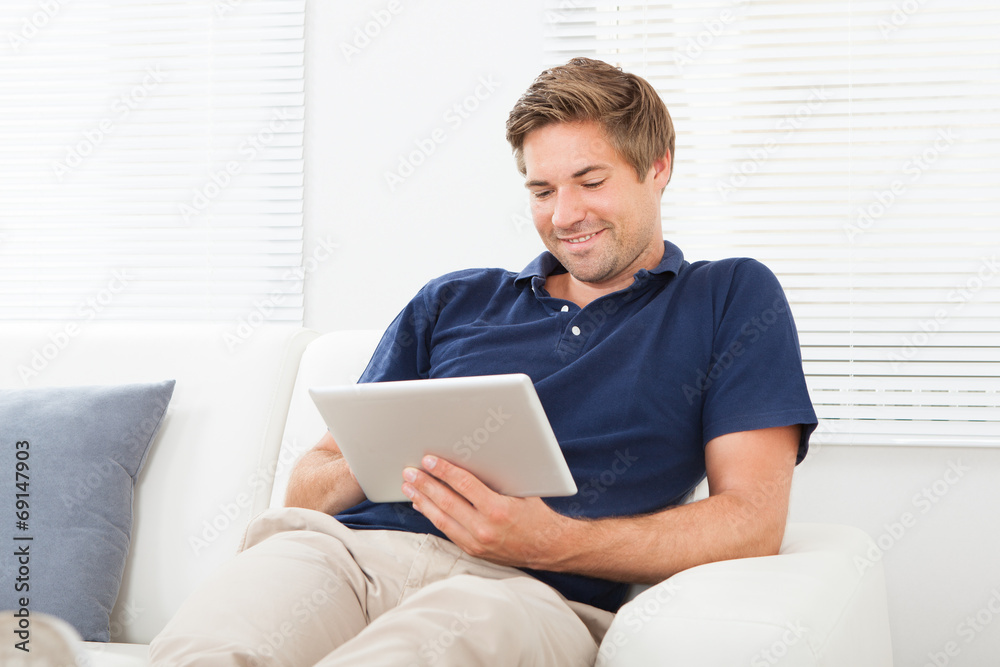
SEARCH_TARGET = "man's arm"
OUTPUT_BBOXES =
[401,425,799,584]
[284,432,367,515]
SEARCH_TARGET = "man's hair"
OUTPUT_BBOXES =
[505,57,675,185]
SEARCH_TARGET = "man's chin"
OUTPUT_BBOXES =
[560,262,615,286]
[548,246,620,285]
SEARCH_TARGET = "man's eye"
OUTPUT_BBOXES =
[583,180,605,189]
[532,190,553,199]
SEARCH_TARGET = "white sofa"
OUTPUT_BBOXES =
[2,323,894,666]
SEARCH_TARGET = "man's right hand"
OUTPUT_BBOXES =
[284,431,367,515]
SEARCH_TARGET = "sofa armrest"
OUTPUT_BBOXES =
[598,523,893,666]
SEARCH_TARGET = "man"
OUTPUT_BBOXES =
[150,57,817,666]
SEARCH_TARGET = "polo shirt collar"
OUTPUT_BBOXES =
[514,240,685,288]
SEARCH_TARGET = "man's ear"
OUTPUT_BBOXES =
[652,151,672,190]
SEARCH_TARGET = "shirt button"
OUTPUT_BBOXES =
[561,305,570,312]
[571,326,581,336]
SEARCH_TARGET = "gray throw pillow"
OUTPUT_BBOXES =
[0,380,175,642]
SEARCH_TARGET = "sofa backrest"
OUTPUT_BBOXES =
[1,323,316,644]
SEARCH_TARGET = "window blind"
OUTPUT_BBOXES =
[545,1,1000,446]
[0,0,306,322]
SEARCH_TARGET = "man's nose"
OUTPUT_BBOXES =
[550,189,586,229]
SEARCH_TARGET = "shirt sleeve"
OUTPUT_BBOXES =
[357,283,437,384]
[700,259,818,463]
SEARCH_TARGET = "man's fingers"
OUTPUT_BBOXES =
[419,455,493,507]
[403,465,467,512]
[401,466,480,549]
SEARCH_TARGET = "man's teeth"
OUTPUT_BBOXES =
[567,233,596,244]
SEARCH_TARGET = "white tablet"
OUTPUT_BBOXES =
[308,374,578,503]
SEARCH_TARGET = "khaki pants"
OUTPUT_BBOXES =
[149,507,615,666]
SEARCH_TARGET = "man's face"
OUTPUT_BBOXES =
[522,120,670,290]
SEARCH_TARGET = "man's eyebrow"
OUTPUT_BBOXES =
[524,164,609,188]
[572,164,608,179]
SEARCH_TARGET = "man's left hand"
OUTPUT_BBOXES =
[401,455,572,570]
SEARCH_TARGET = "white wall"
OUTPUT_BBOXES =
[301,2,1000,664]
[302,0,547,334]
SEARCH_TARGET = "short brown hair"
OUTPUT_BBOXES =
[506,57,675,185]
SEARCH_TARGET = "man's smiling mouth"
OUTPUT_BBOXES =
[561,230,602,244]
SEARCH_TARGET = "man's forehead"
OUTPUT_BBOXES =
[524,120,609,151]
[522,121,621,181]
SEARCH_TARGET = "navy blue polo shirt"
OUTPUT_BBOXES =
[336,241,817,612]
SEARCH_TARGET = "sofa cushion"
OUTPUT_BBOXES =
[0,380,174,642]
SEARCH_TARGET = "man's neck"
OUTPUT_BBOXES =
[545,242,665,308]
[544,272,628,309]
